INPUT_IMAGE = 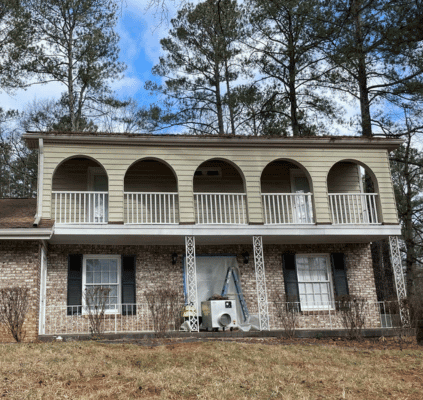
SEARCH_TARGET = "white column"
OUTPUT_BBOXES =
[185,236,199,332]
[253,236,270,331]
[389,236,410,327]
[38,243,48,335]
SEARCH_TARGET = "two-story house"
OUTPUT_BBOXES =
[0,132,405,341]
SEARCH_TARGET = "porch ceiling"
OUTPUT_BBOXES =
[49,224,401,245]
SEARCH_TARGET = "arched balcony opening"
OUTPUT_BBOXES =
[193,159,247,224]
[124,159,178,224]
[327,161,380,224]
[52,157,108,224]
[261,160,314,224]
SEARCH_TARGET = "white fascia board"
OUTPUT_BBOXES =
[52,223,401,238]
[0,229,53,240]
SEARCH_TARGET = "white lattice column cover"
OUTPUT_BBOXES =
[185,236,199,332]
[253,236,270,331]
[389,236,410,326]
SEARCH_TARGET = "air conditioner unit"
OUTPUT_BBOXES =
[201,300,237,331]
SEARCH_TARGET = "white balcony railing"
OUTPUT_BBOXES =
[52,191,108,224]
[262,193,314,224]
[124,192,179,224]
[329,193,379,224]
[194,193,247,224]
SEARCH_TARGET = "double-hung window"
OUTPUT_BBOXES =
[82,255,120,313]
[295,254,334,310]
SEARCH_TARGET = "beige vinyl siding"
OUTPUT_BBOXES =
[41,144,398,224]
[124,160,177,192]
[327,162,361,193]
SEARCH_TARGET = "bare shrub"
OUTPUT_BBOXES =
[337,295,367,340]
[83,287,111,337]
[145,285,181,337]
[0,287,30,342]
[273,292,298,339]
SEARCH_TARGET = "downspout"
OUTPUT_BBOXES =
[33,138,44,226]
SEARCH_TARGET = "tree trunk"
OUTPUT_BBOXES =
[352,0,372,137]
[287,16,299,137]
[214,62,225,135]
[224,58,236,135]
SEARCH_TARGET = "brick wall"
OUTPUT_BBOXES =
[44,242,379,334]
[0,241,41,342]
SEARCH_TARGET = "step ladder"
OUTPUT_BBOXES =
[221,267,249,322]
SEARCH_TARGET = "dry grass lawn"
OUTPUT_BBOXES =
[0,338,422,399]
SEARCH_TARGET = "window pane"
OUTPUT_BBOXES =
[295,255,333,310]
[86,271,93,284]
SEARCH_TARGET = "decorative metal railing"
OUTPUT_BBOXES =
[329,193,379,224]
[124,192,179,224]
[41,300,401,335]
[262,193,314,224]
[52,191,108,224]
[268,300,401,331]
[194,193,248,224]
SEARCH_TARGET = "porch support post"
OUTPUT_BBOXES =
[38,242,48,335]
[389,236,410,326]
[253,236,270,331]
[185,236,199,332]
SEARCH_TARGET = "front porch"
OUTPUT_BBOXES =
[39,239,403,337]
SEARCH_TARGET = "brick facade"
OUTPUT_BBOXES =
[42,242,380,335]
[0,241,41,342]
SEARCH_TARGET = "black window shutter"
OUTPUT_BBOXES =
[67,254,83,315]
[121,255,136,316]
[331,253,349,297]
[282,253,300,305]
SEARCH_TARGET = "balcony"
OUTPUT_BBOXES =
[262,193,314,224]
[194,193,247,224]
[53,191,108,224]
[123,159,179,224]
[329,193,379,224]
[327,161,380,225]
[124,192,179,224]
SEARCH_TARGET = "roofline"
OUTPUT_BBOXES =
[0,228,53,240]
[23,132,404,151]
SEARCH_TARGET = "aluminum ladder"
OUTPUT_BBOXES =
[221,266,250,322]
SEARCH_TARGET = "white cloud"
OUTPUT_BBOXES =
[0,81,64,112]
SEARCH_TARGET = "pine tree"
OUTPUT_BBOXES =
[145,0,244,135]
[246,0,342,136]
[25,0,126,131]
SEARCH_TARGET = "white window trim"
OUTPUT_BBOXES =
[82,254,121,314]
[296,253,334,311]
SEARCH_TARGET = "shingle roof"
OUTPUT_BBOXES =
[0,198,54,229]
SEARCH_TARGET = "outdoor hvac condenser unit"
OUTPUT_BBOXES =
[201,300,237,331]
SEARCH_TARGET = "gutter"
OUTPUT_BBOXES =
[33,138,44,227]
[0,228,53,240]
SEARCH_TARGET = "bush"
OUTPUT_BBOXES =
[336,295,367,340]
[273,292,298,339]
[0,287,30,342]
[83,286,111,337]
[145,285,181,337]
